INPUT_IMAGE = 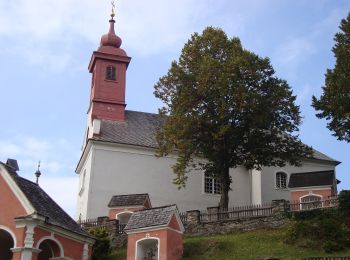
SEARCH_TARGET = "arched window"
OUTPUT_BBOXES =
[300,194,322,210]
[106,65,116,80]
[276,172,287,189]
[116,211,133,225]
[136,238,159,260]
[37,238,62,260]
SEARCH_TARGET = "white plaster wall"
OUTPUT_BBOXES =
[84,143,251,218]
[260,161,335,203]
[75,148,94,220]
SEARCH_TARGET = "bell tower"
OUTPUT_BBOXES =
[88,10,131,123]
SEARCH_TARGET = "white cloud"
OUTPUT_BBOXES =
[271,7,347,78]
[0,136,79,216]
[273,38,316,77]
[0,136,75,176]
[0,0,267,69]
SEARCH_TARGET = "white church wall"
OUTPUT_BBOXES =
[82,142,251,219]
[230,166,252,206]
[76,147,94,220]
[260,160,335,203]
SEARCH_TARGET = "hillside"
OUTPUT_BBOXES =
[113,228,350,259]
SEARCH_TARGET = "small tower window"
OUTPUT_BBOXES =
[106,65,116,81]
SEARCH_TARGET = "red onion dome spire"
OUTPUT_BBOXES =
[100,1,122,48]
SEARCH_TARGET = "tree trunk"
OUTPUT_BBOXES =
[218,166,231,210]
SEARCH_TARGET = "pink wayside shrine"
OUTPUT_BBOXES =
[0,159,94,260]
[107,194,152,224]
[124,205,185,260]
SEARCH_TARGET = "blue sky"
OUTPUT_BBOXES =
[0,0,349,216]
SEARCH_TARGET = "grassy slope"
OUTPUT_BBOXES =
[113,229,350,260]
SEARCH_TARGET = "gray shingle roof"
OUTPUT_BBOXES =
[124,205,177,231]
[1,163,90,237]
[92,110,339,164]
[108,193,150,207]
[288,170,335,188]
[93,110,162,148]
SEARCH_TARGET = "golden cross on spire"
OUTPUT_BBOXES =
[111,0,116,18]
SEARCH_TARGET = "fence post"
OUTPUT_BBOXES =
[207,206,219,222]
[186,210,200,226]
[97,216,109,226]
[271,200,287,216]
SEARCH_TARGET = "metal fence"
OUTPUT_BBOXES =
[77,218,126,234]
[179,212,188,226]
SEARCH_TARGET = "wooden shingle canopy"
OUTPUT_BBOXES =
[108,193,151,208]
[288,170,335,188]
[124,205,184,232]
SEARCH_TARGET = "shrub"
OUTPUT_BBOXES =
[285,216,350,253]
[88,228,112,260]
[338,190,350,214]
[287,207,338,221]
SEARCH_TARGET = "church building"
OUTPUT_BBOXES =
[75,14,340,220]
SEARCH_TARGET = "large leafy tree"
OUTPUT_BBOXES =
[312,12,350,142]
[154,27,312,209]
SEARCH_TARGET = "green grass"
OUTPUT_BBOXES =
[183,229,350,260]
[113,228,350,259]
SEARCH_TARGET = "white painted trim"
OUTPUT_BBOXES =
[0,165,35,214]
[299,193,323,210]
[36,235,65,257]
[299,193,323,201]
[166,212,185,233]
[116,211,134,218]
[289,186,332,191]
[76,141,93,173]
[92,119,101,135]
[135,236,160,260]
[0,225,17,248]
[15,217,94,246]
[125,226,183,235]
[82,243,89,260]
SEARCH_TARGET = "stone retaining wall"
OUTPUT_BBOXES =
[184,200,289,236]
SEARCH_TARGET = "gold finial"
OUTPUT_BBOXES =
[111,0,116,18]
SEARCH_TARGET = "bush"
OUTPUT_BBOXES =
[285,216,350,253]
[338,190,350,214]
[88,228,112,260]
[287,207,338,221]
